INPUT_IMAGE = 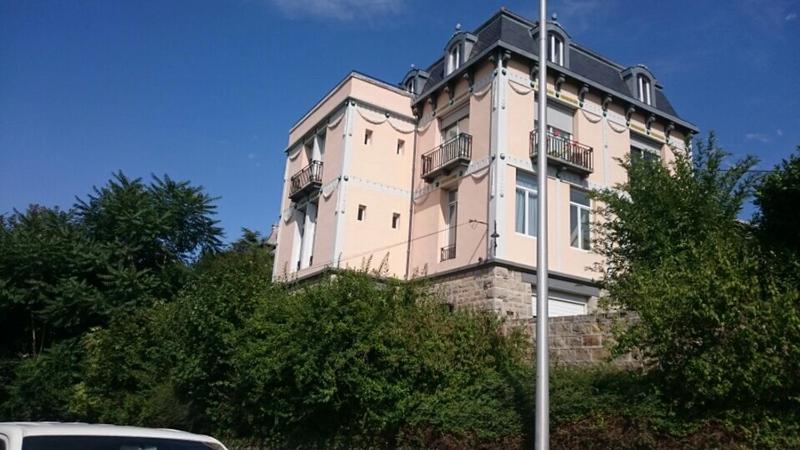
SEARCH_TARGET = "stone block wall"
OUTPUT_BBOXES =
[510,312,641,368]
[430,265,532,318]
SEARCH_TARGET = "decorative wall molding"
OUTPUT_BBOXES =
[349,175,410,198]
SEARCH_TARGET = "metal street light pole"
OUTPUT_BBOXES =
[535,0,550,449]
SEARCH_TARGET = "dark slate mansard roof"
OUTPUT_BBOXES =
[408,8,697,133]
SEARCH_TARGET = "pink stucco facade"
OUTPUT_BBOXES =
[272,9,695,317]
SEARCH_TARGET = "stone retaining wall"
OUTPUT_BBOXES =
[510,312,641,368]
[430,265,534,318]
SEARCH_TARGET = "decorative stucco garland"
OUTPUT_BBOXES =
[355,106,415,134]
[580,108,602,124]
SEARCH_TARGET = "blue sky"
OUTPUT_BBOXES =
[2,0,798,241]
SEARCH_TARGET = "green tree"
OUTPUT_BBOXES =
[66,229,275,430]
[593,135,800,409]
[754,147,800,260]
[0,172,224,420]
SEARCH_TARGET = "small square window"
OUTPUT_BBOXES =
[396,139,405,155]
[392,213,400,229]
[364,129,373,146]
[357,204,366,221]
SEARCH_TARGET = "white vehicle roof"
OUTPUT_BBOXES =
[0,422,226,448]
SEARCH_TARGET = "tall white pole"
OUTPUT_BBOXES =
[535,1,550,449]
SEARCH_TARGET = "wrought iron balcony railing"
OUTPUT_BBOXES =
[421,133,472,182]
[289,160,323,201]
[440,244,457,262]
[530,130,594,175]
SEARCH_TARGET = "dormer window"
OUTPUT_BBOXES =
[443,30,477,77]
[637,74,652,105]
[447,44,462,75]
[400,67,430,97]
[549,33,564,66]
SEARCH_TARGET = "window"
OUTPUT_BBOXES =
[396,139,405,155]
[515,171,538,237]
[405,79,414,93]
[630,135,661,163]
[637,74,652,105]
[549,33,564,66]
[392,213,400,229]
[364,129,372,146]
[534,102,574,138]
[631,146,660,163]
[441,116,468,143]
[442,189,458,260]
[447,44,462,75]
[357,204,366,221]
[570,188,591,250]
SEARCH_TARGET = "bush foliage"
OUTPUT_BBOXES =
[593,135,800,409]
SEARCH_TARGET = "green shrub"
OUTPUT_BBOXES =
[227,271,532,448]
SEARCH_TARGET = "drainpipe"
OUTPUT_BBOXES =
[404,105,420,281]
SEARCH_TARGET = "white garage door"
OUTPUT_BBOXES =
[531,294,586,317]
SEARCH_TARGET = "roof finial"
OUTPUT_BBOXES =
[455,22,462,32]
[551,12,558,22]
[410,64,416,69]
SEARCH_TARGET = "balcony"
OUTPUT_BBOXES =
[530,130,594,176]
[421,133,472,182]
[289,160,323,201]
[440,244,456,262]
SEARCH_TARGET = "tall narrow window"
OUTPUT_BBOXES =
[392,213,400,229]
[442,189,458,261]
[396,139,405,155]
[637,74,652,105]
[549,34,564,66]
[515,171,538,237]
[570,188,591,250]
[447,44,461,75]
[357,204,366,221]
[364,129,373,146]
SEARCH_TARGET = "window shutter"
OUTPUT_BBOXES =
[535,102,574,134]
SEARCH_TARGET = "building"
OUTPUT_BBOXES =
[272,8,698,318]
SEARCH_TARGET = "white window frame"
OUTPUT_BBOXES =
[515,174,538,237]
[570,188,591,250]
[549,34,564,66]
[637,74,652,105]
[445,189,458,248]
[447,44,461,75]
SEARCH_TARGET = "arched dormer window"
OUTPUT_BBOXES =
[531,20,571,69]
[443,28,477,77]
[621,65,657,108]
[549,33,564,66]
[400,67,430,97]
[637,74,652,105]
[404,78,415,94]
